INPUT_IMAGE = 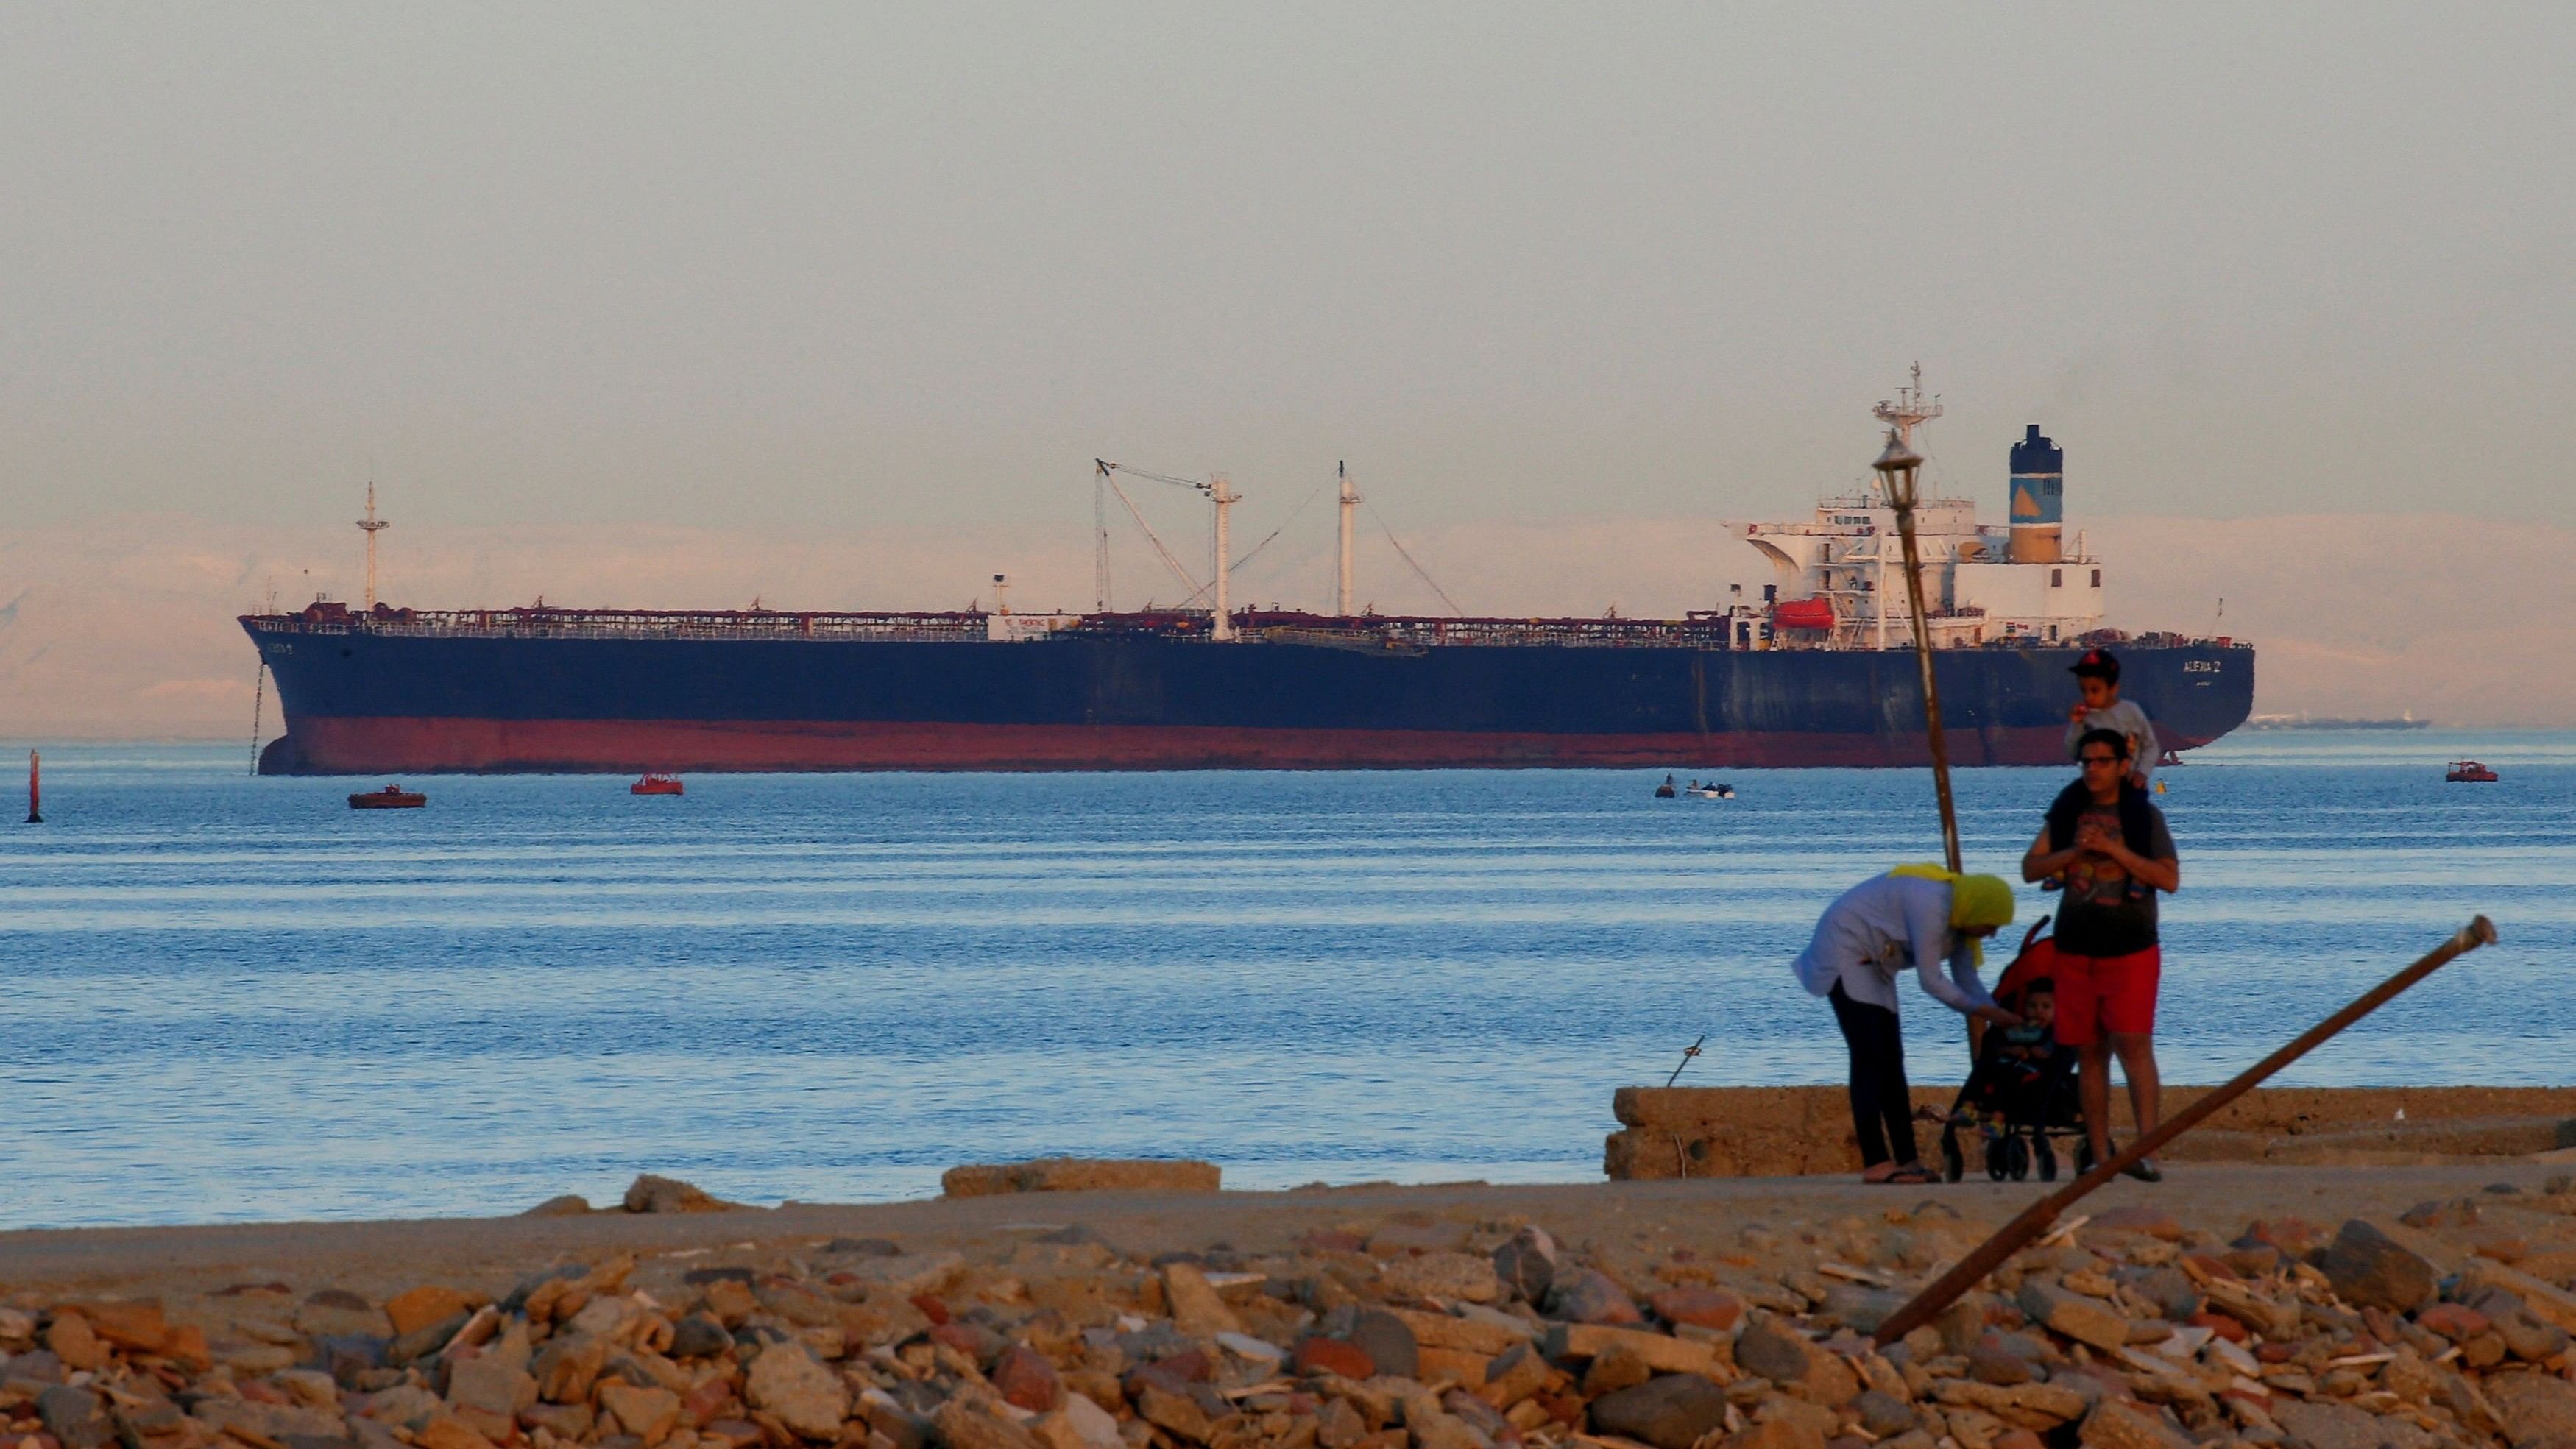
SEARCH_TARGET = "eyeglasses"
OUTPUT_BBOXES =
[2078,754,2121,765]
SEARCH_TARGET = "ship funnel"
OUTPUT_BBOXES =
[2007,424,2063,564]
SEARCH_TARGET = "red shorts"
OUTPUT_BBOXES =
[2052,946,2162,1046]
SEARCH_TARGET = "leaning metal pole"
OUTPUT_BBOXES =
[1875,432,1961,872]
[1871,915,2499,1347]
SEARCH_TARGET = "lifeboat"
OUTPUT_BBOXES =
[2445,761,2498,783]
[631,773,685,796]
[349,784,427,809]
[1770,598,1837,631]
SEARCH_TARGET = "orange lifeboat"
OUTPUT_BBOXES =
[2445,761,2497,783]
[631,773,684,796]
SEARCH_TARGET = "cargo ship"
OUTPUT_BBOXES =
[244,376,2254,774]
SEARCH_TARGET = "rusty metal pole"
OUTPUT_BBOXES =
[1872,915,2499,1347]
[1875,431,1959,872]
[25,749,40,824]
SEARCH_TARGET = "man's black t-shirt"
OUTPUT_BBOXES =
[2054,796,2177,957]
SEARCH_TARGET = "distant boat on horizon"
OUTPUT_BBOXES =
[2246,711,2430,731]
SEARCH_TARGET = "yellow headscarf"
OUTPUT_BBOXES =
[1888,863,2016,963]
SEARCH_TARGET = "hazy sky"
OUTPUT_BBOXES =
[5,4,2571,550]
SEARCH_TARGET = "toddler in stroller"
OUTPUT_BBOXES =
[1936,920,2095,1181]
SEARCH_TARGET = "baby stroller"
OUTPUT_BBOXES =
[1936,916,2096,1183]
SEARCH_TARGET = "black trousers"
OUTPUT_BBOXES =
[1829,980,1917,1168]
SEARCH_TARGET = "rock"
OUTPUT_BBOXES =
[2076,1399,2190,1449]
[1293,1337,1376,1379]
[1133,1383,1220,1445]
[1540,1322,1724,1377]
[38,1386,113,1449]
[1161,1263,1244,1336]
[387,1286,474,1337]
[744,1342,850,1440]
[993,1345,1064,1413]
[2271,1400,2391,1449]
[1582,1345,1655,1397]
[67,1300,170,1354]
[1545,1268,1643,1325]
[832,1251,966,1300]
[1853,1392,1916,1439]
[935,1398,1047,1449]
[1588,1374,1733,1449]
[2315,1220,2433,1311]
[1047,1395,1125,1449]
[520,1194,592,1216]
[1931,1383,2088,1433]
[534,1331,608,1403]
[940,1158,1221,1196]
[622,1173,740,1213]
[1648,1286,1744,1331]
[598,1384,682,1446]
[1479,1343,1548,1408]
[1722,1422,1825,1449]
[1317,1398,1370,1449]
[194,1397,352,1446]
[446,1357,538,1419]
[1492,1227,1558,1304]
[1215,1331,1284,1364]
[2125,1266,2201,1321]
[2483,1372,2576,1447]
[43,1314,107,1372]
[2496,1308,2572,1361]
[1381,1252,1501,1304]
[1821,1285,1908,1334]
[2016,1281,2131,1352]
[520,1405,595,1441]
[297,1289,396,1339]
[414,1417,495,1449]
[1734,1317,1860,1404]
[1967,1342,2036,1386]
[1347,1308,1419,1381]
[668,1314,732,1358]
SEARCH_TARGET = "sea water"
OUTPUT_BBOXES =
[1,733,2569,1227]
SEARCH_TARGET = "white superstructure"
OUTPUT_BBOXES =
[1733,370,2106,650]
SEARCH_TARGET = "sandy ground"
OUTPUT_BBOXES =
[5,1161,2563,1305]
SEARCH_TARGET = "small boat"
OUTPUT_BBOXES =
[2446,761,2499,783]
[1654,774,1678,799]
[349,784,426,809]
[1690,782,1735,799]
[631,773,685,796]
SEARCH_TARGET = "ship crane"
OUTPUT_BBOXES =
[356,481,391,609]
[1094,461,1238,639]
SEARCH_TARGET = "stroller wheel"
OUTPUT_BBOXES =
[2076,1137,2098,1175]
[2006,1135,2032,1181]
[1984,1136,2011,1182]
[1941,1129,1965,1183]
[2035,1136,2059,1182]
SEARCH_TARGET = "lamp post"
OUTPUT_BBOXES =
[1875,430,1961,873]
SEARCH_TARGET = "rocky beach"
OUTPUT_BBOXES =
[9,1163,2576,1449]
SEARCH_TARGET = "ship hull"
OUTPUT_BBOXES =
[248,627,2254,774]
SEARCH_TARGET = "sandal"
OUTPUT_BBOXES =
[1863,1162,1942,1186]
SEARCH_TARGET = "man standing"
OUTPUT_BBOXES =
[2023,728,2181,1180]
[1793,868,2022,1185]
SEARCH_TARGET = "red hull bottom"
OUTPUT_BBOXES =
[275,718,2217,773]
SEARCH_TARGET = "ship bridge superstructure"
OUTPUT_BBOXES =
[1737,380,2106,650]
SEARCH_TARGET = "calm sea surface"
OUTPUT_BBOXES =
[2,732,2570,1228]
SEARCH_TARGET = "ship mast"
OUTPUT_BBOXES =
[1336,461,1358,617]
[1869,363,1942,501]
[356,481,390,609]
[1208,473,1237,640]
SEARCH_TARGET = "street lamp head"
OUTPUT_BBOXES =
[1872,428,1923,509]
